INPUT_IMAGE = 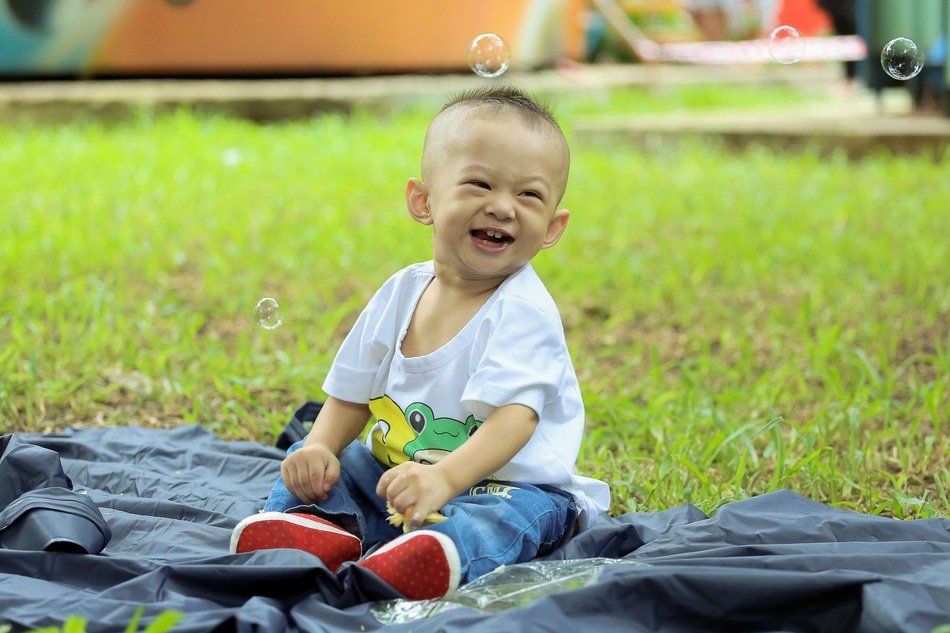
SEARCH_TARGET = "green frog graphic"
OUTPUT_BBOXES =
[369,396,481,467]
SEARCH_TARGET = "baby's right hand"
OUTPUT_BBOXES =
[281,443,340,502]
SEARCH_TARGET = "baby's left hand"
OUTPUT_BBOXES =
[376,461,455,531]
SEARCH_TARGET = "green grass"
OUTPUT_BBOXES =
[1,84,947,519]
[5,607,182,633]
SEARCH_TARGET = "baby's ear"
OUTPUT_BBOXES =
[541,208,570,249]
[405,178,432,225]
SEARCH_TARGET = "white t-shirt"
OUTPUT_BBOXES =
[323,261,610,528]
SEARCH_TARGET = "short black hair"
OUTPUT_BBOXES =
[440,85,563,135]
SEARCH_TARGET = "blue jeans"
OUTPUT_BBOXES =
[263,440,577,583]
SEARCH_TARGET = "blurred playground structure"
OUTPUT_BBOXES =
[0,0,946,114]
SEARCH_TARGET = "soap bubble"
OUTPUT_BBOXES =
[880,37,923,80]
[254,297,282,330]
[768,25,805,64]
[468,33,511,78]
[220,148,242,168]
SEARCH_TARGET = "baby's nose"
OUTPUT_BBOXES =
[485,195,515,219]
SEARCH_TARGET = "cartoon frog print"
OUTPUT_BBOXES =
[368,396,481,467]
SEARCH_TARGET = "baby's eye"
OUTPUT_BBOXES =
[467,180,491,190]
[520,190,542,200]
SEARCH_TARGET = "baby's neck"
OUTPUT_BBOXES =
[400,274,501,358]
[430,262,514,298]
[433,275,501,301]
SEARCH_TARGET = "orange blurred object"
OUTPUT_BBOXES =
[776,0,833,36]
[94,0,587,74]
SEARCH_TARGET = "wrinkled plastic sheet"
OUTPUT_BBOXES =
[1,425,949,633]
[373,558,647,623]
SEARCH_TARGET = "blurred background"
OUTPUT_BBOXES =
[0,0,946,114]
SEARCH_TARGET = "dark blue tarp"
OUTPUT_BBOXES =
[1,424,949,633]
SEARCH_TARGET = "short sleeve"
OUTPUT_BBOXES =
[461,297,566,421]
[322,279,400,404]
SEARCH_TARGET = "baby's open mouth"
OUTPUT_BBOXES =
[470,229,513,245]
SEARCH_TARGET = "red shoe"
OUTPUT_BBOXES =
[229,512,361,572]
[357,530,461,600]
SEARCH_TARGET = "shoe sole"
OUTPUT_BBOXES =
[230,511,361,571]
[359,529,461,599]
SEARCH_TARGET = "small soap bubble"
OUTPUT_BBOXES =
[254,297,282,330]
[768,25,805,64]
[467,33,511,78]
[220,148,242,168]
[880,37,923,80]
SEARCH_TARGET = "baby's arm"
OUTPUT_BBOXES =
[376,403,538,529]
[281,396,370,502]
